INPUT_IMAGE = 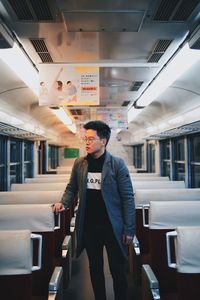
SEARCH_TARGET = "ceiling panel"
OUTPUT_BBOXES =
[62,11,145,32]
[0,0,200,141]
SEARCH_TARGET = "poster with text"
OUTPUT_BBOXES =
[39,65,99,106]
[96,108,128,129]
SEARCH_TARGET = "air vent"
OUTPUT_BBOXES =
[129,81,143,91]
[8,0,54,21]
[0,122,44,140]
[148,39,172,63]
[29,0,54,21]
[30,39,53,62]
[122,101,130,107]
[153,0,179,21]
[172,0,200,21]
[153,0,199,22]
[8,0,34,21]
[38,52,53,63]
[148,53,163,63]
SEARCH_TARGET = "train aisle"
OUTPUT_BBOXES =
[63,249,138,300]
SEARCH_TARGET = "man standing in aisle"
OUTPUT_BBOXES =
[53,120,135,300]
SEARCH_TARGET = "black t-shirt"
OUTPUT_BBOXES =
[84,151,110,227]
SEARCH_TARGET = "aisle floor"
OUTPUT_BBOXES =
[63,249,140,300]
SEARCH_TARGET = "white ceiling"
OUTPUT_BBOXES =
[0,0,200,141]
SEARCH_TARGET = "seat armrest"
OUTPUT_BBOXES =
[62,235,72,250]
[133,235,141,255]
[70,217,76,227]
[49,266,63,292]
[142,264,160,300]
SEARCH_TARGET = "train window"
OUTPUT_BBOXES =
[190,135,200,187]
[48,145,59,170]
[175,163,185,181]
[38,141,47,174]
[191,165,200,187]
[24,141,34,179]
[0,137,5,164]
[191,135,200,162]
[174,138,185,161]
[9,139,22,186]
[133,144,144,169]
[174,138,185,181]
[162,140,170,159]
[147,143,155,172]
[10,164,21,185]
[24,141,32,161]
[10,139,20,163]
[163,161,170,177]
[161,140,171,177]
[0,136,7,191]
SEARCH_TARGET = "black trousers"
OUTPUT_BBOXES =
[83,224,127,300]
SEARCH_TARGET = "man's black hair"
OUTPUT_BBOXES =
[84,120,111,145]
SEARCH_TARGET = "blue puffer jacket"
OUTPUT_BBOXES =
[61,151,135,258]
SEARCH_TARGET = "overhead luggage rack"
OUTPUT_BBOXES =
[0,121,45,140]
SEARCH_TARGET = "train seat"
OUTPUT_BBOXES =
[135,188,200,255]
[0,190,63,204]
[135,188,200,208]
[131,176,169,181]
[131,189,200,289]
[0,204,64,298]
[0,190,68,252]
[130,172,159,176]
[0,190,77,280]
[146,201,200,294]
[0,198,74,288]
[166,226,200,300]
[25,176,69,183]
[132,180,185,189]
[11,182,67,191]
[0,229,42,300]
[0,190,73,256]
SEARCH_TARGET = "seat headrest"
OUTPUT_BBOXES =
[0,204,54,232]
[176,226,200,273]
[149,201,200,229]
[0,230,32,275]
[0,190,63,204]
[135,188,200,207]
[11,182,66,191]
[133,181,185,189]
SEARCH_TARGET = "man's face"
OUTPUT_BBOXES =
[84,129,106,155]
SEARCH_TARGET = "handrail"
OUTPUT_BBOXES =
[166,230,177,269]
[142,204,150,227]
[54,212,61,230]
[31,233,42,271]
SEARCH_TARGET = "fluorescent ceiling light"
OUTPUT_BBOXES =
[67,123,77,134]
[0,42,39,95]
[51,107,77,134]
[137,43,200,107]
[128,43,200,123]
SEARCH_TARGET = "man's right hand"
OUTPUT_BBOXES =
[52,203,65,214]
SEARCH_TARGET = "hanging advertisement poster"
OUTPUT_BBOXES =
[96,108,128,129]
[38,64,99,106]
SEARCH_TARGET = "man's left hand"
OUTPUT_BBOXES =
[122,234,133,245]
